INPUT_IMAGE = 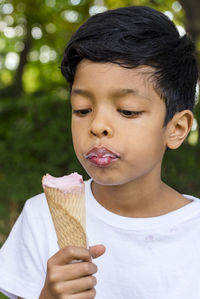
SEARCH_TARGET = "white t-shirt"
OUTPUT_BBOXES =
[0,179,200,299]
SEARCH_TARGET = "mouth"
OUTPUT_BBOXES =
[84,146,120,167]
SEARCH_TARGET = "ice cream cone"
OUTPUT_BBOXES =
[42,173,87,248]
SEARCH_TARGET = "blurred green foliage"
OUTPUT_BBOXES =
[0,0,200,249]
[0,92,90,240]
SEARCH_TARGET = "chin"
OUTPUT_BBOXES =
[93,178,118,186]
[89,171,128,186]
[80,160,136,186]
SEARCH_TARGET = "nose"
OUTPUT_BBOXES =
[89,113,114,138]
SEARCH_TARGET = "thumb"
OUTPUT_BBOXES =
[89,244,106,259]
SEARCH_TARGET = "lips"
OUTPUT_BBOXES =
[84,147,120,167]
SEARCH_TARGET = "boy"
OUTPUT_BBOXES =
[0,5,199,299]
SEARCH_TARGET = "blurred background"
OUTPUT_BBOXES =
[0,0,200,256]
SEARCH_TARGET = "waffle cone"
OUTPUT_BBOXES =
[44,186,87,248]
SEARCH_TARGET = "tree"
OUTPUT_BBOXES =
[0,0,94,96]
[178,0,200,137]
[0,0,199,96]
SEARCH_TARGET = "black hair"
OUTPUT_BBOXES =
[61,5,198,125]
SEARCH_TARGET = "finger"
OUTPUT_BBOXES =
[70,288,96,299]
[54,262,98,281]
[55,275,97,294]
[89,245,106,259]
[48,246,91,266]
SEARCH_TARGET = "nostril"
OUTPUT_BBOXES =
[90,129,109,137]
[103,130,108,136]
[90,130,97,136]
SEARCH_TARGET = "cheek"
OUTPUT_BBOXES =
[72,118,81,138]
[124,124,166,158]
[71,123,80,151]
[71,122,86,158]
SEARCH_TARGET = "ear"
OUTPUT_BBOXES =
[166,110,193,150]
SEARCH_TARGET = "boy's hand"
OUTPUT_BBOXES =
[39,245,105,299]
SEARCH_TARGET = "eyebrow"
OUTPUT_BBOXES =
[71,89,92,98]
[110,89,151,102]
[71,88,150,101]
[110,88,138,98]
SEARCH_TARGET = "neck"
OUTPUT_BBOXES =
[91,175,190,218]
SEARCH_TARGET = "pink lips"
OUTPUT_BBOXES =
[84,147,120,167]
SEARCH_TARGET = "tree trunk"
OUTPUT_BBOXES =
[179,0,200,136]
[179,0,200,74]
[179,0,200,43]
[11,25,32,97]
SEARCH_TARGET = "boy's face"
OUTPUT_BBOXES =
[71,59,169,186]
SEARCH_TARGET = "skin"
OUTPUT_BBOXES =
[20,59,193,299]
[38,245,106,299]
[71,59,193,218]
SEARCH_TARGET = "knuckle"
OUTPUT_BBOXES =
[64,245,77,258]
[52,282,63,295]
[47,258,53,269]
[47,267,58,283]
[48,272,57,284]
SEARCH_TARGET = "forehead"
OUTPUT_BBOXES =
[74,59,155,83]
[72,59,159,102]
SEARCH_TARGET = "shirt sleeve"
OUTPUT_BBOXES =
[0,193,58,299]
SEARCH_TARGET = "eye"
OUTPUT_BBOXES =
[72,109,92,116]
[117,109,143,118]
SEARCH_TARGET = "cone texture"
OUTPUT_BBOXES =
[44,186,87,248]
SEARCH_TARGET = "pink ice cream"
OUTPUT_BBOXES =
[42,172,87,248]
[42,172,84,194]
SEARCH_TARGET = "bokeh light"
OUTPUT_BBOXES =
[31,27,43,39]
[5,52,19,70]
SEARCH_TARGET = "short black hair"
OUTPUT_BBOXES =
[61,5,198,125]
